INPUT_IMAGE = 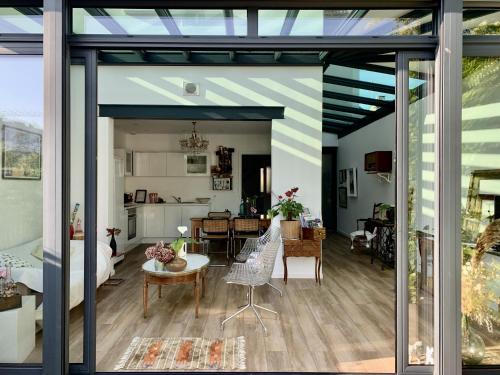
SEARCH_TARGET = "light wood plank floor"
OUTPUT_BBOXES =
[57,233,397,372]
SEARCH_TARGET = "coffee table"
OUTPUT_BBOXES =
[142,254,209,318]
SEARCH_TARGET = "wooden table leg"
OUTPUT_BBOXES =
[314,257,318,283]
[202,268,207,298]
[283,256,288,285]
[143,276,148,318]
[158,285,162,299]
[317,257,322,286]
[194,272,200,318]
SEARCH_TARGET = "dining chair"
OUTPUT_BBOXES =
[202,218,230,266]
[208,211,231,219]
[232,218,260,257]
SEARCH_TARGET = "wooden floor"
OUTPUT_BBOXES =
[53,233,397,372]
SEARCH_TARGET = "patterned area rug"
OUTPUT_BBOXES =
[115,336,246,371]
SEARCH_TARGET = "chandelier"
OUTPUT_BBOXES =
[179,121,209,154]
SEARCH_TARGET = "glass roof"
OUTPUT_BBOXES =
[258,9,433,36]
[72,8,247,35]
[0,7,43,34]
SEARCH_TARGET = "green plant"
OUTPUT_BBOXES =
[170,238,186,254]
[269,187,304,221]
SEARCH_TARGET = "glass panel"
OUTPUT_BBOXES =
[72,8,247,36]
[407,59,435,366]
[258,9,433,36]
[461,57,500,366]
[0,7,43,34]
[463,9,500,35]
[0,55,43,363]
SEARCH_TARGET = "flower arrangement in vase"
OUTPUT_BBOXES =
[145,241,175,271]
[106,228,121,257]
[269,187,304,239]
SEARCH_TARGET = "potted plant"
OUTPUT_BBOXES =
[270,187,304,239]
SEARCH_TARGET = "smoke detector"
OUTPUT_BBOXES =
[183,82,199,96]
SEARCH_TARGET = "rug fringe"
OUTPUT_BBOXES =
[114,336,140,370]
[237,336,246,370]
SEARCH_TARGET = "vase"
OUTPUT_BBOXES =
[154,260,165,271]
[462,315,486,365]
[165,257,187,272]
[280,220,301,240]
[109,233,117,257]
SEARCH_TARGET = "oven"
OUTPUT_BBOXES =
[128,208,137,240]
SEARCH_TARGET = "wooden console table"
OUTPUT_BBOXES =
[282,227,326,285]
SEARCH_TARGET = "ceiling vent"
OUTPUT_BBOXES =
[183,82,200,96]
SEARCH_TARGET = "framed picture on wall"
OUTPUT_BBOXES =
[347,167,358,197]
[339,187,348,208]
[2,125,42,180]
[339,169,346,185]
[212,176,232,191]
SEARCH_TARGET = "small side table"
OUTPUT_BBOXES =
[283,239,322,285]
[0,295,35,363]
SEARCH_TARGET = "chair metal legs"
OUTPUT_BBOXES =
[266,282,283,297]
[221,285,278,334]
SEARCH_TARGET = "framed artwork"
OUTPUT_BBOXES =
[135,189,147,203]
[212,176,232,191]
[339,187,348,208]
[339,169,347,185]
[347,167,358,197]
[2,125,42,180]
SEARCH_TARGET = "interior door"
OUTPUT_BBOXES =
[396,52,436,374]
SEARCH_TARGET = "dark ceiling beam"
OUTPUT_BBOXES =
[323,112,357,123]
[155,9,182,35]
[338,102,395,137]
[323,90,392,107]
[332,60,396,75]
[323,102,373,116]
[224,9,235,36]
[280,9,300,36]
[324,75,395,94]
[84,8,128,34]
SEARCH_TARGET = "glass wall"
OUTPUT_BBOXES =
[0,7,43,34]
[461,56,500,366]
[407,58,436,366]
[0,55,43,363]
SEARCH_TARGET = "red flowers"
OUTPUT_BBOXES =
[284,187,298,199]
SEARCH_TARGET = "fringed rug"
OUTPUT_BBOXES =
[115,336,246,371]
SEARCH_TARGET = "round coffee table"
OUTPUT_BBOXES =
[142,254,209,318]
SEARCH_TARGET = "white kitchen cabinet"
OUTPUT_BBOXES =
[133,152,167,176]
[116,209,128,252]
[144,205,165,237]
[166,152,186,177]
[136,206,144,240]
[181,205,210,235]
[164,205,182,237]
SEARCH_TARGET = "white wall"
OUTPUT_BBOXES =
[337,114,396,235]
[97,65,323,278]
[122,132,271,214]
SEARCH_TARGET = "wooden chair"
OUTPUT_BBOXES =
[232,218,260,256]
[202,218,230,266]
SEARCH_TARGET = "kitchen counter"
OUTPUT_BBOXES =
[124,202,210,210]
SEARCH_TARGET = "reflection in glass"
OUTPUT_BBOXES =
[258,9,433,36]
[407,59,435,366]
[0,55,43,363]
[463,9,500,35]
[461,57,500,366]
[0,7,43,34]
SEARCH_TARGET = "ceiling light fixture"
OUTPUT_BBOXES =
[179,121,209,154]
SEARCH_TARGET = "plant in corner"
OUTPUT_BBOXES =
[270,187,304,239]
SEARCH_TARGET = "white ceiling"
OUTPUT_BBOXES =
[114,119,271,135]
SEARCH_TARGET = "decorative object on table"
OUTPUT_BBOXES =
[106,228,122,257]
[269,187,304,240]
[338,187,348,208]
[300,209,323,228]
[212,176,232,191]
[114,336,246,371]
[175,226,188,259]
[347,167,358,197]
[145,241,175,271]
[0,265,21,311]
[461,219,500,365]
[2,125,42,180]
[215,146,234,175]
[135,189,147,203]
[69,203,80,240]
[179,121,209,154]
[73,218,84,240]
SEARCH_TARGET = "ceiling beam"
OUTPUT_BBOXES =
[155,9,182,35]
[84,8,128,34]
[338,103,394,137]
[323,102,373,116]
[280,9,300,36]
[323,90,393,107]
[324,75,395,94]
[224,9,235,36]
[323,112,357,123]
